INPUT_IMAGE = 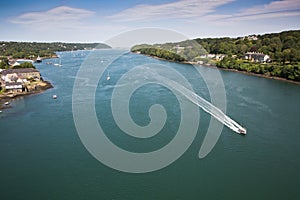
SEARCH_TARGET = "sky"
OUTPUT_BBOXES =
[0,0,299,43]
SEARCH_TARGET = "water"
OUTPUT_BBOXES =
[0,50,299,199]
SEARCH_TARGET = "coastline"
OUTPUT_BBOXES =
[0,80,53,110]
[211,67,300,85]
[133,52,300,85]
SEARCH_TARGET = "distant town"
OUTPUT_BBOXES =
[0,63,53,109]
[0,42,112,108]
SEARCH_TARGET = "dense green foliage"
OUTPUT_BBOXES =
[0,58,9,69]
[216,57,300,81]
[12,62,36,69]
[132,46,186,62]
[132,30,300,64]
[0,60,35,69]
[195,30,300,63]
[132,40,208,62]
[0,42,111,59]
[131,30,300,82]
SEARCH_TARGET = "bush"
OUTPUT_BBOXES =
[13,62,36,69]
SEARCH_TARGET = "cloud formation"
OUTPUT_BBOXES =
[108,0,300,22]
[225,0,300,21]
[10,6,95,28]
[108,0,234,22]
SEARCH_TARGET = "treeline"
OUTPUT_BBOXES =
[131,40,207,62]
[195,30,300,63]
[132,46,186,62]
[216,57,300,81]
[0,58,36,69]
[12,62,36,69]
[0,42,111,59]
[132,30,300,64]
[130,30,300,82]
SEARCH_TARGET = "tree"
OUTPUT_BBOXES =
[282,49,291,63]
[249,46,258,52]
[0,58,9,69]
[13,62,35,69]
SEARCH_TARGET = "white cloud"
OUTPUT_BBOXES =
[215,0,300,21]
[6,5,132,42]
[108,0,234,22]
[108,0,300,23]
[5,1,299,42]
[9,6,95,29]
[239,0,300,16]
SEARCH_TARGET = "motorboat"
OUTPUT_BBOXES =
[52,95,57,99]
[238,128,247,135]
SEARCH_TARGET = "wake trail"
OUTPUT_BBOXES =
[154,74,246,134]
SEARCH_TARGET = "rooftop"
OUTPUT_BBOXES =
[0,68,39,76]
[5,82,23,86]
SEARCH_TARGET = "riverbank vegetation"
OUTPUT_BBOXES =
[0,42,111,59]
[12,62,36,69]
[195,30,300,64]
[0,58,36,69]
[132,45,186,62]
[131,30,300,82]
[131,39,207,62]
[216,57,300,81]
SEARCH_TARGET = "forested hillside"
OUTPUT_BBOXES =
[131,30,300,82]
[195,30,300,63]
[0,42,111,59]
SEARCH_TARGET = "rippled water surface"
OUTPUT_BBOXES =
[0,50,299,199]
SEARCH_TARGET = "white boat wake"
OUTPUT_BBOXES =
[154,73,247,135]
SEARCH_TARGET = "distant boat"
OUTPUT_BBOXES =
[54,57,62,67]
[4,102,10,106]
[35,55,42,63]
[106,71,111,81]
[0,110,2,113]
[52,95,57,99]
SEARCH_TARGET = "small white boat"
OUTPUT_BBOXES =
[54,57,62,67]
[53,63,62,67]
[52,95,57,99]
[4,102,10,105]
[0,110,2,113]
[106,71,111,81]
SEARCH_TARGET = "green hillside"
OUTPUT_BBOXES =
[0,42,111,59]
[131,30,300,82]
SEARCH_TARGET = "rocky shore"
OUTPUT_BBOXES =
[0,80,53,110]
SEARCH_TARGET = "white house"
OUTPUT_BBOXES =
[4,82,24,93]
[244,52,271,63]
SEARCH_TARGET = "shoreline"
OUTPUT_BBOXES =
[211,67,300,85]
[0,80,53,110]
[133,52,300,85]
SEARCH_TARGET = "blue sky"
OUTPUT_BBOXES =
[0,0,299,43]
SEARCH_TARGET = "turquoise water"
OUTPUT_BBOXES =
[0,50,299,199]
